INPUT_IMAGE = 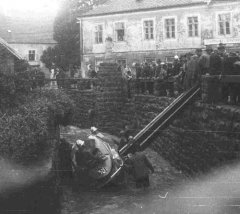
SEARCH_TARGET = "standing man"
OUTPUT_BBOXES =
[87,64,97,78]
[50,64,56,88]
[124,66,133,98]
[197,48,211,76]
[118,130,128,152]
[126,145,154,189]
[172,55,181,76]
[155,59,162,78]
[209,49,222,75]
[135,63,142,94]
[184,53,199,89]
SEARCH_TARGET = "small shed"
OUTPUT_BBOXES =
[0,37,23,74]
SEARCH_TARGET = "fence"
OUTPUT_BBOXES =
[45,77,176,96]
[44,75,240,105]
[44,78,98,90]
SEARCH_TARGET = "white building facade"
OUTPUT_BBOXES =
[79,0,240,75]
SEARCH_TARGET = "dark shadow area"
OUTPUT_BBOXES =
[0,172,61,214]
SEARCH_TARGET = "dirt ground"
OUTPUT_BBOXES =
[60,127,240,214]
[60,127,187,214]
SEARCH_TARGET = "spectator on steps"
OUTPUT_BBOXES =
[123,66,133,98]
[87,64,97,78]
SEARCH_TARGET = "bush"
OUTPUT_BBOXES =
[41,89,75,126]
[0,89,75,165]
[0,72,16,108]
[0,69,47,110]
[0,71,32,109]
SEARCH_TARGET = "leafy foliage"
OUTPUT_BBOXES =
[0,69,46,109]
[52,0,107,69]
[14,59,29,73]
[0,89,75,165]
[40,46,63,70]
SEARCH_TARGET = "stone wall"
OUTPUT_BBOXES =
[67,63,126,132]
[66,62,240,175]
[68,83,240,175]
[152,103,240,174]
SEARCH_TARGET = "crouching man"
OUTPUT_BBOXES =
[125,145,154,189]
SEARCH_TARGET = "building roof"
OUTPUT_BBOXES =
[0,13,57,44]
[80,0,237,18]
[0,37,23,59]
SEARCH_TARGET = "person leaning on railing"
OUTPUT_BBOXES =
[221,52,240,104]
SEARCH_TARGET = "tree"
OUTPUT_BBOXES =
[52,0,107,70]
[40,46,63,70]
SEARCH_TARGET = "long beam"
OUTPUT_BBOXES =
[119,85,200,156]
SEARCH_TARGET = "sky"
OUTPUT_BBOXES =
[0,0,61,17]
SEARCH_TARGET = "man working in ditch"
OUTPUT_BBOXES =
[125,145,154,188]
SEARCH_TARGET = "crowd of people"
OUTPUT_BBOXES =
[50,43,240,103]
[122,43,240,104]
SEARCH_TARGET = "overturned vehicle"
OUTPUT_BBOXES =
[59,126,124,188]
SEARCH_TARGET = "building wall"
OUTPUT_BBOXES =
[0,45,15,74]
[81,2,240,71]
[9,43,56,78]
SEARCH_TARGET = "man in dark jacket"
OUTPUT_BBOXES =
[172,56,181,76]
[209,50,222,75]
[223,53,240,104]
[135,63,142,94]
[126,146,154,188]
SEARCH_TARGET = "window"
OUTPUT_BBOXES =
[117,59,127,68]
[115,22,125,41]
[218,13,231,35]
[165,18,176,39]
[143,20,154,40]
[188,17,199,37]
[28,50,36,61]
[94,25,103,44]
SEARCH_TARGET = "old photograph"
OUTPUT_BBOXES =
[0,0,240,213]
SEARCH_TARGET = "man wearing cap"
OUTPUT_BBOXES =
[209,49,222,75]
[183,52,199,89]
[135,63,142,94]
[155,59,162,78]
[198,47,212,75]
[218,43,229,74]
[223,52,240,104]
[172,55,181,76]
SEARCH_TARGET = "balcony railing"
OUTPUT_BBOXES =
[44,78,98,90]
